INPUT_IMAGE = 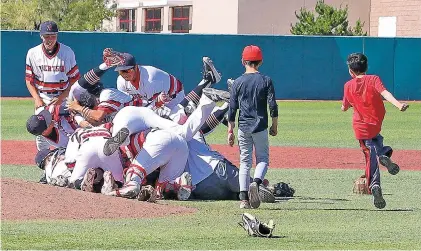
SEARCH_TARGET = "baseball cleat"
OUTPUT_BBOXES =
[103,127,129,156]
[81,168,96,192]
[103,48,125,67]
[202,88,230,103]
[371,185,386,209]
[240,200,251,209]
[202,57,221,84]
[258,185,275,203]
[379,155,400,175]
[177,172,192,201]
[248,182,261,209]
[101,171,118,195]
[227,78,234,93]
[115,181,141,199]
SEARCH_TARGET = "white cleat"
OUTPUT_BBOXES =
[177,172,192,201]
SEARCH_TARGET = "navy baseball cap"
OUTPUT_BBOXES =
[35,149,52,169]
[40,21,59,35]
[115,53,137,71]
[26,109,53,136]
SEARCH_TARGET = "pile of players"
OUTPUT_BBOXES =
[25,22,279,203]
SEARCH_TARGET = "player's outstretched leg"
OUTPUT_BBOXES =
[179,57,222,109]
[372,134,399,175]
[103,127,130,156]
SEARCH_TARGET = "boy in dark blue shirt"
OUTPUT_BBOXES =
[227,45,278,209]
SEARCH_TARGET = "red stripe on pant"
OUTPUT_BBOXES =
[359,140,371,189]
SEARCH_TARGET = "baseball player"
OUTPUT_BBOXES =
[101,128,191,200]
[103,87,230,156]
[25,20,80,151]
[65,126,124,188]
[26,104,78,149]
[342,52,409,209]
[114,52,221,111]
[34,147,71,186]
[227,45,279,209]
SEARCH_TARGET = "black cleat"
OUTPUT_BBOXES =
[371,185,386,209]
[103,127,129,156]
[379,155,400,175]
[202,57,221,84]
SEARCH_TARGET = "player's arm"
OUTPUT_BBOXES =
[25,52,44,108]
[267,78,278,136]
[67,99,106,124]
[380,90,409,111]
[374,76,408,111]
[227,81,239,146]
[341,86,351,112]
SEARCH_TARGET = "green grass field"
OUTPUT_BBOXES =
[2,99,421,250]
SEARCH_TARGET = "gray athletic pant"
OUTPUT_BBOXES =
[238,128,269,192]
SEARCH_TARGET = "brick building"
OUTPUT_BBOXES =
[103,0,421,37]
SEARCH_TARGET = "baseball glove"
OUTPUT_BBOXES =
[270,182,295,197]
[137,185,157,203]
[353,174,370,194]
[238,213,275,238]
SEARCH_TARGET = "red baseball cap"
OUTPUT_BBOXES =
[242,45,263,61]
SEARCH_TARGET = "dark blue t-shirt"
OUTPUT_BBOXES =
[228,72,278,133]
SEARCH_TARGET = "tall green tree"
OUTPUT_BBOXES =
[290,0,367,36]
[1,0,116,31]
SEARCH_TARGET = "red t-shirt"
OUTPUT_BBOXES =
[342,75,387,140]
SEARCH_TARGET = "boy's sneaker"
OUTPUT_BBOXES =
[379,155,400,175]
[103,127,129,156]
[248,182,261,209]
[202,88,230,103]
[240,200,251,209]
[202,57,221,84]
[371,185,386,209]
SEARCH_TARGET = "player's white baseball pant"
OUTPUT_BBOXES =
[111,94,215,143]
[130,130,189,183]
[69,137,124,184]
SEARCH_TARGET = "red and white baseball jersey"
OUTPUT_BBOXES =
[116,65,184,109]
[97,88,146,123]
[36,104,78,148]
[26,43,80,104]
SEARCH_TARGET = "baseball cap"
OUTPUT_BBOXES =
[242,45,263,61]
[40,21,59,35]
[115,53,137,71]
[35,149,52,169]
[26,109,53,136]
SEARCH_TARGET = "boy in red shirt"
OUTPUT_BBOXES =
[342,53,409,209]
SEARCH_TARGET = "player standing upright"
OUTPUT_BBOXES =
[342,52,409,209]
[25,20,80,151]
[227,45,278,209]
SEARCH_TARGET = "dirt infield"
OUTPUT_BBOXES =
[3,140,421,170]
[1,178,196,221]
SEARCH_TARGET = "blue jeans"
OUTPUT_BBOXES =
[359,134,393,189]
